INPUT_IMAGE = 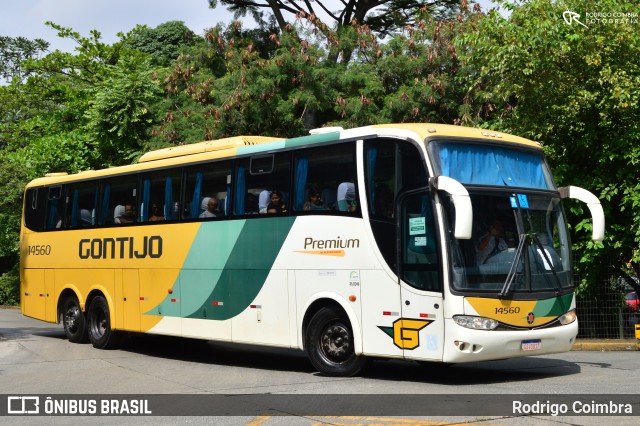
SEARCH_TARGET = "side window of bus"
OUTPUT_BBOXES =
[100,177,137,226]
[24,187,47,231]
[399,142,429,189]
[292,143,358,214]
[44,186,63,230]
[365,139,429,273]
[63,181,99,228]
[139,168,181,223]
[402,193,440,291]
[365,139,428,222]
[234,153,292,216]
[183,160,232,220]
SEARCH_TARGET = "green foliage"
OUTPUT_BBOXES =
[151,9,482,142]
[0,36,49,81]
[1,1,639,303]
[0,25,165,273]
[207,0,460,39]
[84,54,162,163]
[0,264,19,306]
[151,22,326,142]
[126,21,199,66]
[457,0,640,291]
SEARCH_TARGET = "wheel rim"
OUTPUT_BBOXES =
[319,322,352,365]
[64,305,81,333]
[92,306,107,338]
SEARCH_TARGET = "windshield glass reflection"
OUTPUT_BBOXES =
[448,192,572,294]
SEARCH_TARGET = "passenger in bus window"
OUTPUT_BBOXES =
[116,202,135,224]
[199,197,219,218]
[476,215,508,264]
[243,193,258,214]
[149,202,165,221]
[199,197,209,216]
[267,190,287,214]
[304,187,327,211]
[337,182,357,212]
[258,189,271,214]
[80,209,93,226]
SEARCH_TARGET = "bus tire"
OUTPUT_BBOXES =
[62,296,88,343]
[305,306,367,377]
[87,295,123,349]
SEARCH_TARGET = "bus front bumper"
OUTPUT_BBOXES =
[442,318,578,363]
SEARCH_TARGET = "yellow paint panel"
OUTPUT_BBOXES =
[371,123,542,148]
[466,297,553,328]
[138,135,282,162]
[22,223,199,329]
[140,313,164,332]
[44,269,56,322]
[139,268,180,332]
[22,223,200,270]
[55,269,115,302]
[22,269,45,320]
[117,269,141,332]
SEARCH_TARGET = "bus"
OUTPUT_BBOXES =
[20,123,605,376]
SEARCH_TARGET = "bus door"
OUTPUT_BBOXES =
[398,190,444,361]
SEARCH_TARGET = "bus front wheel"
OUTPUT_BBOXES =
[87,295,123,349]
[305,307,367,376]
[62,296,88,343]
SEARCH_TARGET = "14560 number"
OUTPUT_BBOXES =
[28,245,51,256]
[495,306,520,314]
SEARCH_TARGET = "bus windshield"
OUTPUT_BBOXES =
[429,140,555,190]
[447,191,573,295]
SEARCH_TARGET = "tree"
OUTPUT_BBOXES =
[207,0,460,63]
[151,3,485,143]
[457,0,640,294]
[0,24,165,303]
[126,21,199,67]
[0,36,49,81]
[151,21,329,142]
[14,23,162,164]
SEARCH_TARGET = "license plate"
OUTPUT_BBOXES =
[521,339,541,351]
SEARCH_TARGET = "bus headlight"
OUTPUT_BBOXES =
[453,315,499,330]
[559,309,577,325]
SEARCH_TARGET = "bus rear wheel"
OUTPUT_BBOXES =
[87,295,123,349]
[305,307,367,376]
[62,296,88,343]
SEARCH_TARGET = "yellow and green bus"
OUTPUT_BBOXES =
[20,123,604,376]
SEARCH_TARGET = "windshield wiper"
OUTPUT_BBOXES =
[499,233,527,298]
[530,233,563,294]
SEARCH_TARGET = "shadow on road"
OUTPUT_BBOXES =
[1,312,583,385]
[121,333,581,384]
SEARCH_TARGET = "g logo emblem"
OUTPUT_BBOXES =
[379,318,433,350]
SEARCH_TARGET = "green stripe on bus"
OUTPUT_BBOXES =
[283,132,341,148]
[235,132,341,156]
[147,217,296,320]
[533,293,573,317]
[192,216,296,320]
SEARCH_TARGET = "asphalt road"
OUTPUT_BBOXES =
[1,307,639,425]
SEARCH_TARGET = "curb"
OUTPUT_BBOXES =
[572,339,639,351]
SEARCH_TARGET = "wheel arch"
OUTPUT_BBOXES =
[57,286,83,324]
[300,293,362,355]
[85,287,118,330]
